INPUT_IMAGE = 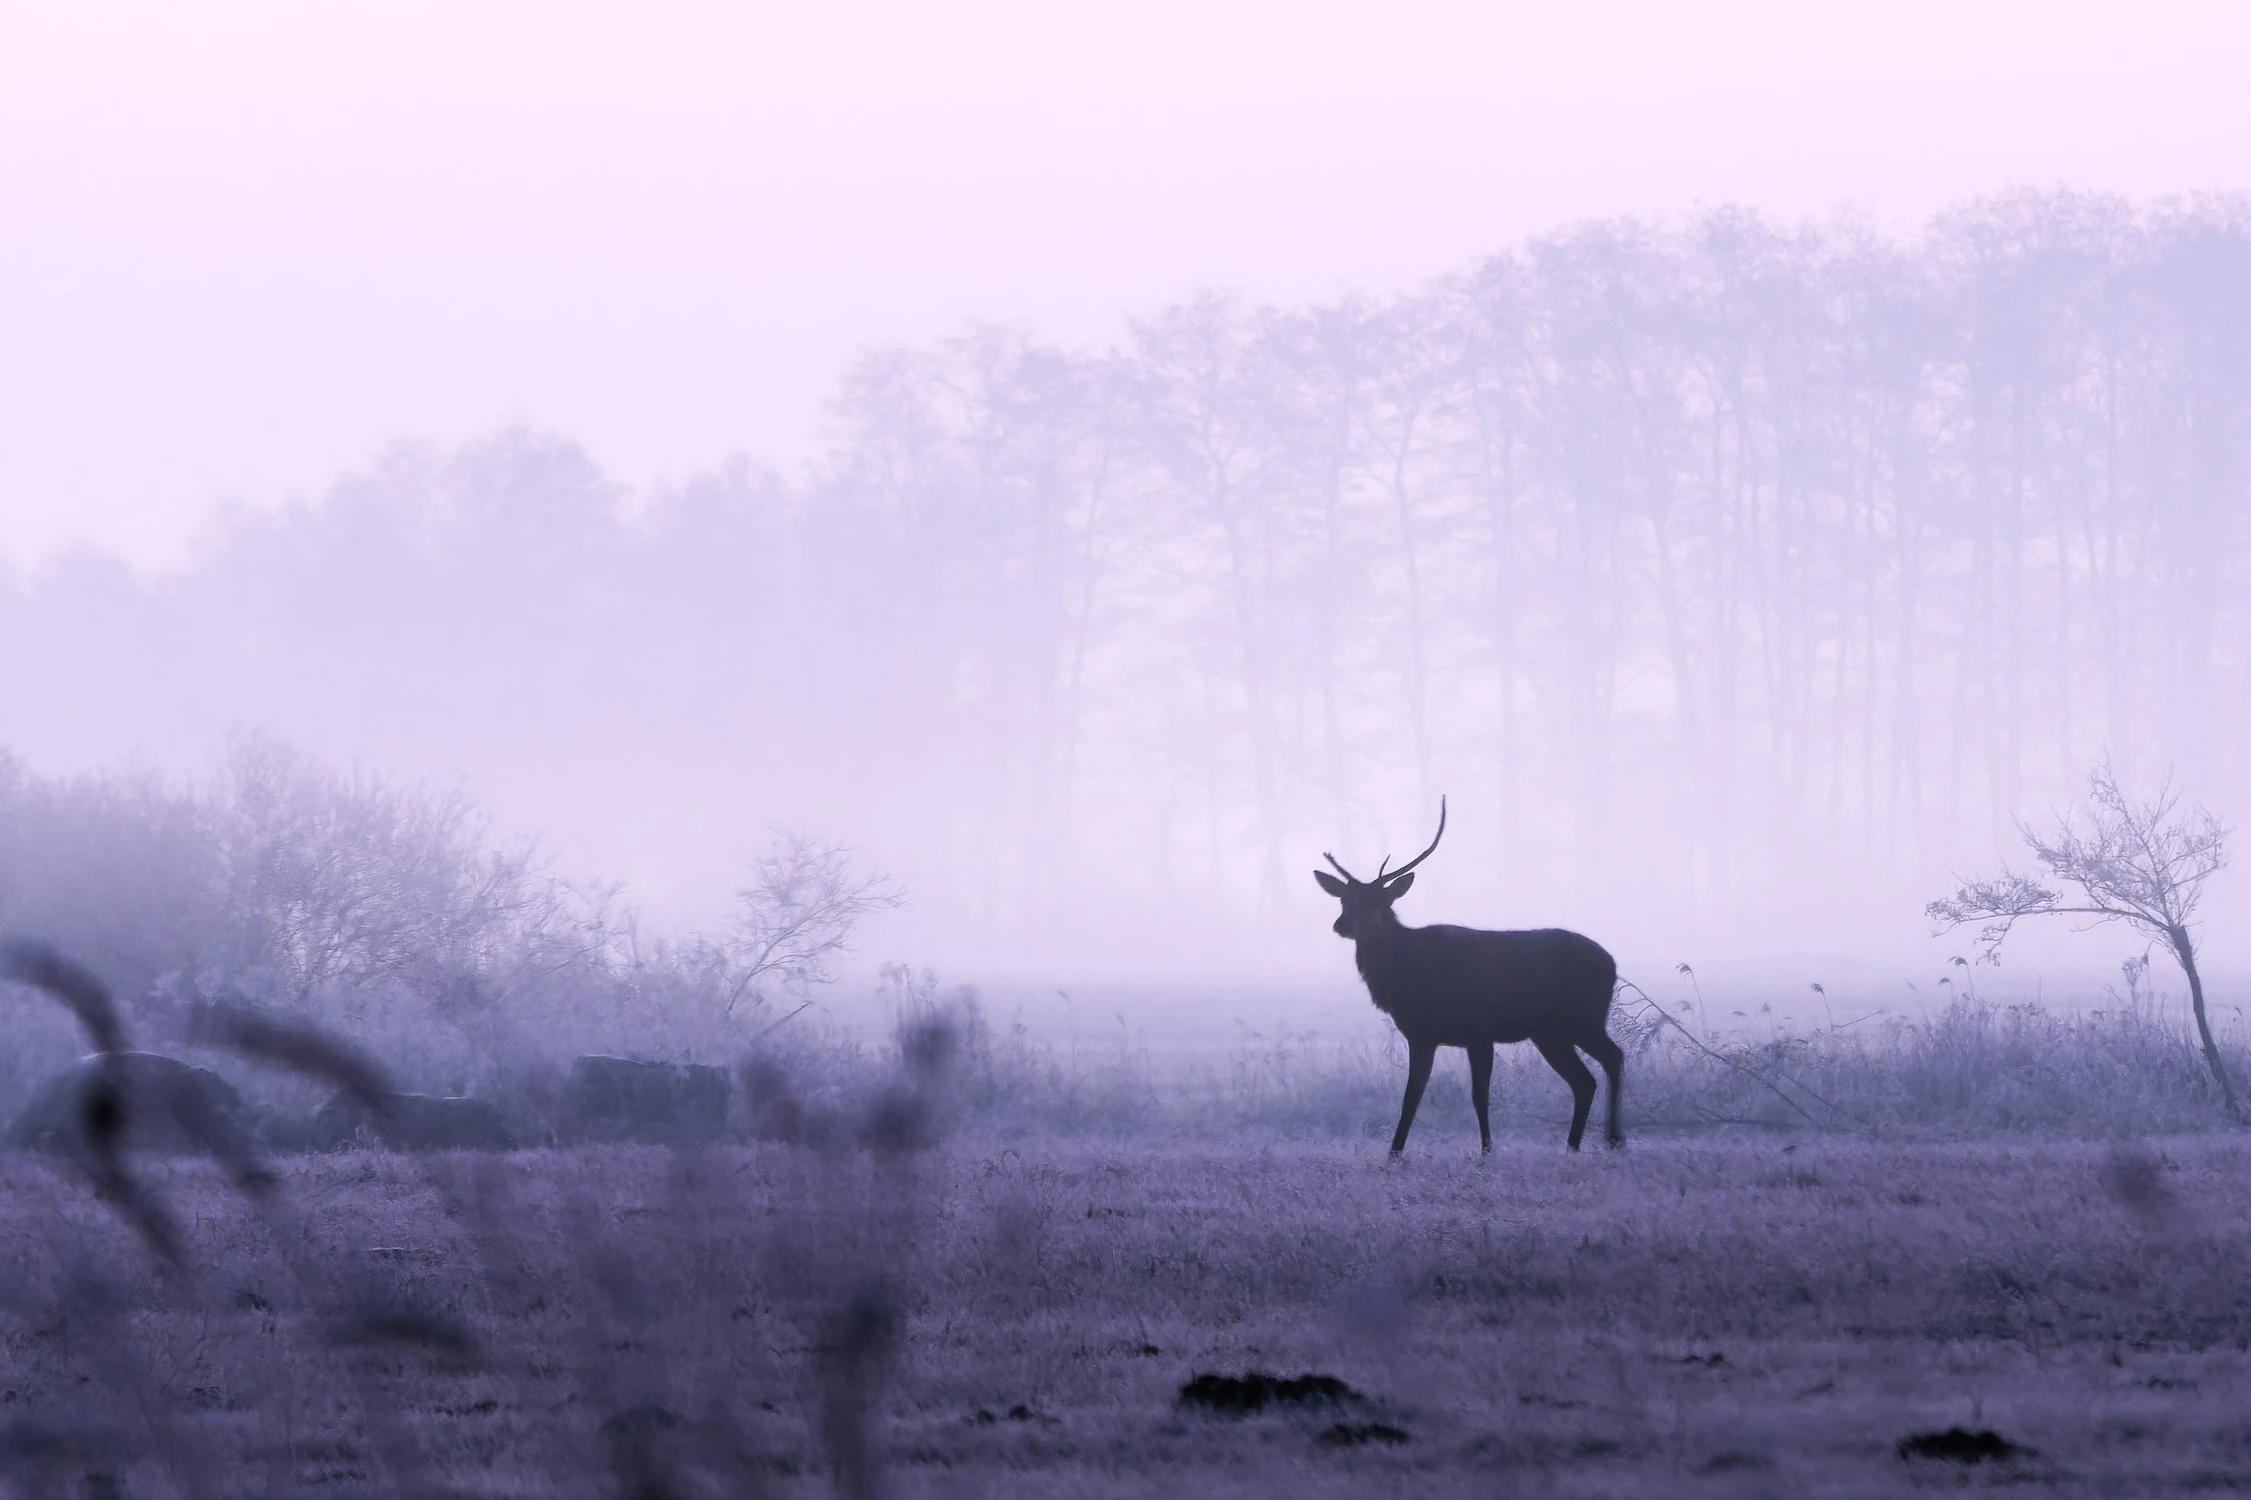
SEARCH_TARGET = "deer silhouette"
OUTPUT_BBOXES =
[1314,800,1624,1156]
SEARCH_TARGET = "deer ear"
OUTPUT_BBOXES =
[1313,870,1350,897]
[1383,872,1414,897]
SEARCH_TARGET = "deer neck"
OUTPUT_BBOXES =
[1351,912,1412,995]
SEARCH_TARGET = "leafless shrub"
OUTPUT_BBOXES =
[210,733,570,1011]
[710,832,904,1017]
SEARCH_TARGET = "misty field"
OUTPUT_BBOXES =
[17,10,2251,1497]
[5,1128,2249,1498]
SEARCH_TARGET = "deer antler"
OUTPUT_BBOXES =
[1322,851,1362,884]
[1378,796,1447,885]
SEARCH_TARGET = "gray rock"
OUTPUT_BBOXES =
[563,1055,729,1142]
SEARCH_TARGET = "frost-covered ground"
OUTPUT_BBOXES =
[3,1132,2247,1497]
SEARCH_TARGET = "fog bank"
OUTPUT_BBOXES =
[7,194,2250,1002]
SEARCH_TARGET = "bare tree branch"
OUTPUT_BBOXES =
[721,833,905,1017]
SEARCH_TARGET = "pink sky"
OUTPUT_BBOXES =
[5,0,2248,567]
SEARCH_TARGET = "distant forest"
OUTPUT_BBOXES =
[6,190,2249,957]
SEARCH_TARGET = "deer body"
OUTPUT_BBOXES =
[1316,801,1625,1156]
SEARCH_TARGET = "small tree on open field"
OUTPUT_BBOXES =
[1928,760,2237,1120]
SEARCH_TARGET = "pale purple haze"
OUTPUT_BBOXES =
[5,1,2247,565]
[6,18,2251,1487]
[6,1,2251,1007]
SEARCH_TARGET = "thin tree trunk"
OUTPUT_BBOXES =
[1389,400,1435,813]
[1208,470,1286,908]
[2168,921,2241,1121]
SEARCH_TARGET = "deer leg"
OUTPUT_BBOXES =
[1467,1042,1495,1154]
[1580,1031,1626,1148]
[1534,1036,1598,1150]
[1391,1040,1436,1157]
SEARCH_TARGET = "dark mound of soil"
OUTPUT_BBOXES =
[969,1404,1055,1426]
[1178,1371,1366,1417]
[1897,1427,2029,1463]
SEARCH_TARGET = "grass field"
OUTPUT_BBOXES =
[5,1129,2250,1497]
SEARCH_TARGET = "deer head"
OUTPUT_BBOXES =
[1312,798,1446,940]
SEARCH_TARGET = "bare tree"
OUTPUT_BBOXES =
[721,833,904,1016]
[1928,760,2237,1117]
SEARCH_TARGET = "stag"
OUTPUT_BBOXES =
[1314,800,1624,1157]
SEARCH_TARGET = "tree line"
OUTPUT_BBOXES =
[5,189,2248,958]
